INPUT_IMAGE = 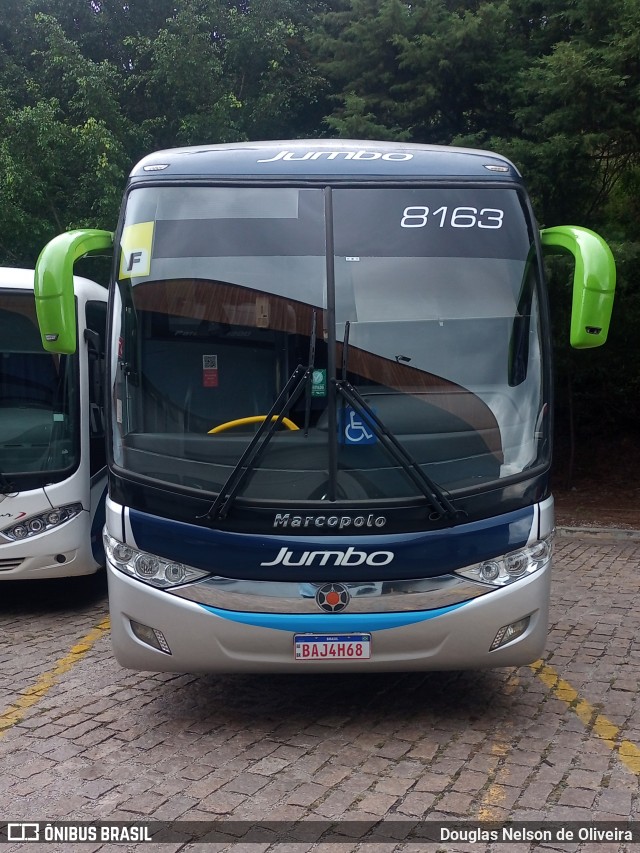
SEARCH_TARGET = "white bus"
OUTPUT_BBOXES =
[34,141,615,670]
[0,268,107,579]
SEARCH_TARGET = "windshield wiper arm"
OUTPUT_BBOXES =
[334,379,461,523]
[203,312,319,522]
[338,325,460,523]
[341,321,351,380]
[0,470,17,497]
[202,363,312,522]
[303,310,317,437]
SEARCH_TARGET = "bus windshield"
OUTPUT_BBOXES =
[112,184,548,504]
[0,292,79,485]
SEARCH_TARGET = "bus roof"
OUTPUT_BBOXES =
[130,139,521,182]
[0,267,106,301]
[0,267,36,290]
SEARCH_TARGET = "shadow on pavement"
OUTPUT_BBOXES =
[0,569,108,614]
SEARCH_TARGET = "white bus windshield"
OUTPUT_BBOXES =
[0,293,79,485]
[112,184,547,503]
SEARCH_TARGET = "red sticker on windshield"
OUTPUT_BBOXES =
[203,354,218,387]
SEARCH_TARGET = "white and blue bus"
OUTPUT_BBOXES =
[34,141,615,670]
[1,268,107,579]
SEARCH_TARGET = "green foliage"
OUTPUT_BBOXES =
[0,5,142,263]
[125,0,328,147]
[315,0,640,431]
[0,0,638,435]
[0,0,329,264]
[0,100,128,263]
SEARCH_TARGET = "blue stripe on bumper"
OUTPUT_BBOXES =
[197,600,467,632]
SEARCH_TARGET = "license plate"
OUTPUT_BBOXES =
[294,634,371,661]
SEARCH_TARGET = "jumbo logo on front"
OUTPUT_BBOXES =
[260,547,394,567]
[257,150,413,163]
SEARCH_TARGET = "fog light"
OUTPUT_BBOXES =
[490,616,530,650]
[130,620,172,654]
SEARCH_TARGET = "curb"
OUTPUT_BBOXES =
[556,525,640,541]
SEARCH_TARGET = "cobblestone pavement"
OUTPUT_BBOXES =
[1,533,639,852]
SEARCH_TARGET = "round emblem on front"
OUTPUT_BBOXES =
[316,583,350,613]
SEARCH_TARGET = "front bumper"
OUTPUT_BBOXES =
[107,560,551,673]
[0,512,98,579]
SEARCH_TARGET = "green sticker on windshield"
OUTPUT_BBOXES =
[311,369,326,397]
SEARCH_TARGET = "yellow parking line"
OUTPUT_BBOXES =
[0,617,110,737]
[477,740,510,820]
[477,672,520,820]
[530,659,640,775]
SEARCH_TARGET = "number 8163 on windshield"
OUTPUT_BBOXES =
[401,206,505,229]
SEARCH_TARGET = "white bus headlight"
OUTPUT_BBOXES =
[455,535,553,588]
[103,532,209,589]
[134,553,160,579]
[1,503,84,541]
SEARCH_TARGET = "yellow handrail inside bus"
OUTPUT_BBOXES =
[208,415,300,434]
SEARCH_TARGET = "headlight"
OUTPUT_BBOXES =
[454,535,553,588]
[1,503,84,541]
[103,532,209,589]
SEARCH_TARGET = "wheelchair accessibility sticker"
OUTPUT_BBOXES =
[339,407,377,445]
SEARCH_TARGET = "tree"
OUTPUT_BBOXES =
[0,0,329,263]
[0,10,140,263]
[125,0,328,147]
[313,0,640,448]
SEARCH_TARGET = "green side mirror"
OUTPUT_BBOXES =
[540,225,616,348]
[35,229,114,354]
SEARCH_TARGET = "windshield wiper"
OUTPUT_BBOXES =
[334,378,463,524]
[341,320,351,380]
[339,324,461,523]
[202,365,310,522]
[203,312,318,523]
[0,470,17,497]
[303,310,317,436]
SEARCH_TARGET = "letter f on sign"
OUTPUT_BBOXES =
[127,251,143,271]
[119,221,154,278]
